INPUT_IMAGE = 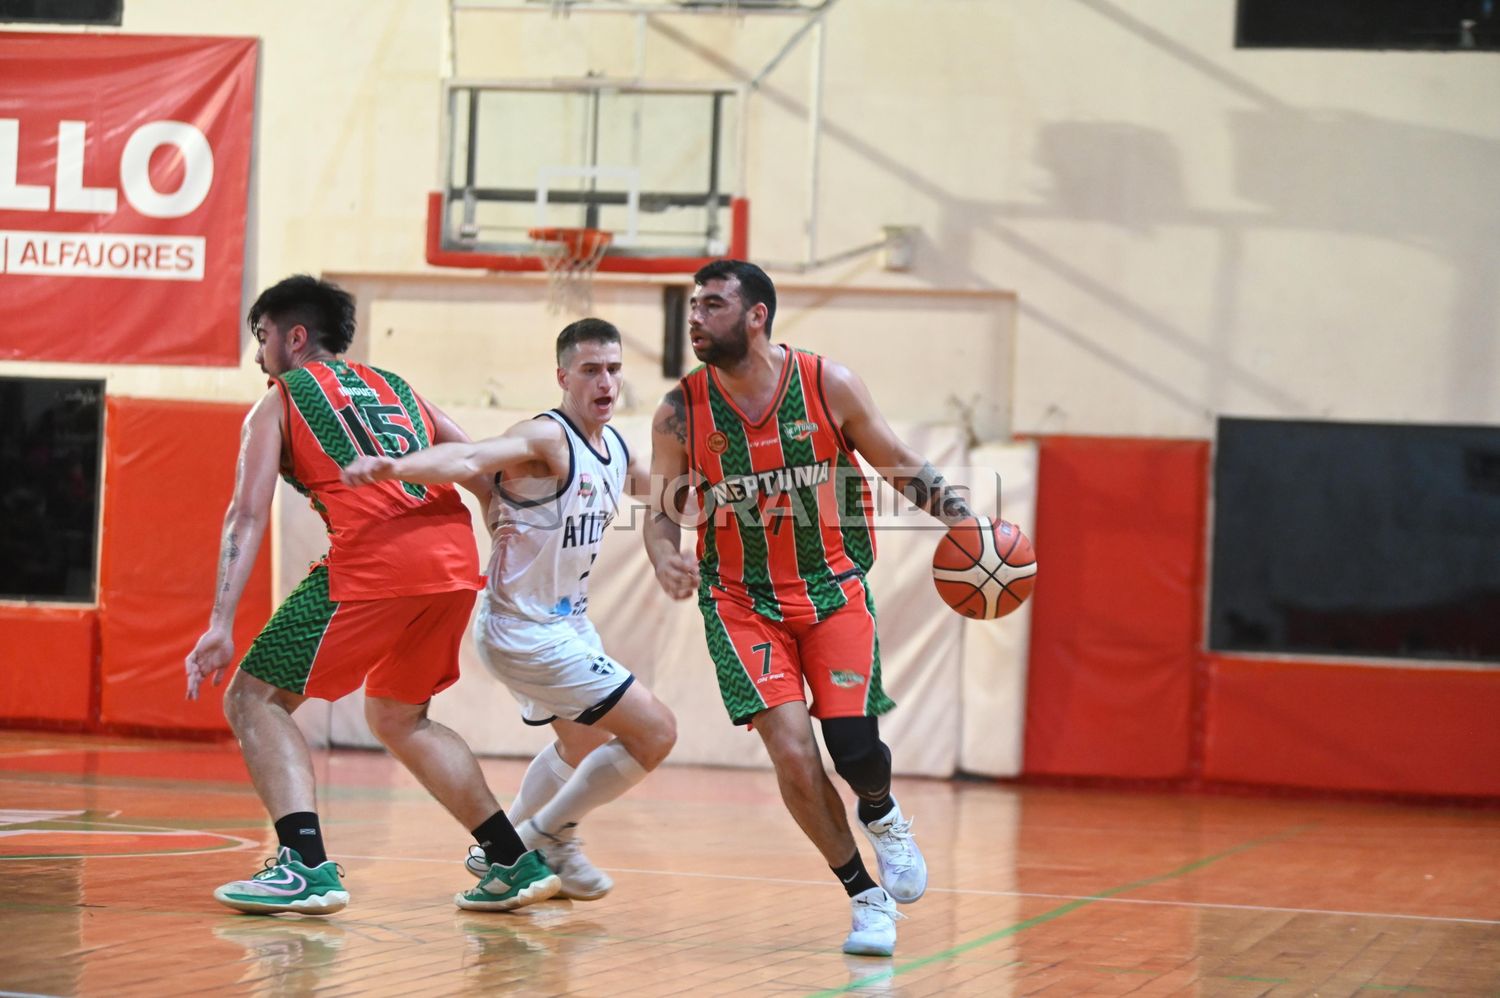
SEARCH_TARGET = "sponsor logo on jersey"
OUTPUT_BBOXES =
[782,419,818,442]
[708,459,831,506]
[579,473,594,498]
[830,670,866,689]
[706,431,729,454]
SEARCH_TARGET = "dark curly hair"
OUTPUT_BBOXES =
[247,275,356,354]
[693,259,776,337]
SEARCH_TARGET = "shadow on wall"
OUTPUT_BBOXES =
[1230,108,1500,418]
[1007,107,1500,423]
[650,0,1499,424]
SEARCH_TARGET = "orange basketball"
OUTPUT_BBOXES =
[931,516,1037,620]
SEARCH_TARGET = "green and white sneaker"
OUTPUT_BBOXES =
[455,849,561,912]
[214,847,349,915]
[467,821,613,901]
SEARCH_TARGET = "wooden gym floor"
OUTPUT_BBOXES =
[0,730,1496,997]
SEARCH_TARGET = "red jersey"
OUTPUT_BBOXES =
[274,360,481,601]
[680,346,876,622]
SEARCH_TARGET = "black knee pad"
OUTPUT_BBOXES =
[820,716,891,798]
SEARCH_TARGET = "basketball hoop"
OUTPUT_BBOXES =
[529,226,613,315]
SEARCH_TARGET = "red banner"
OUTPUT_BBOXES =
[0,33,256,366]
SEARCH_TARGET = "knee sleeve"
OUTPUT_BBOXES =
[820,716,891,798]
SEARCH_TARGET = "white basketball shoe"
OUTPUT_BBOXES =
[843,886,904,957]
[861,801,927,903]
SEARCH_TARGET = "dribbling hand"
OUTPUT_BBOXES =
[185,626,234,700]
[654,552,699,601]
[342,456,397,486]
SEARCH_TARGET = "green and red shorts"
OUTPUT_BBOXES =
[699,574,895,726]
[238,564,476,704]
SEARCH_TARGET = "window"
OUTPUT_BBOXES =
[0,0,122,26]
[0,378,104,602]
[1209,417,1500,664]
[1237,0,1500,51]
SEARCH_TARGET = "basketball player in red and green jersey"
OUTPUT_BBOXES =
[644,259,973,957]
[185,275,558,915]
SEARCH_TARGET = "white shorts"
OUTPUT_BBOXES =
[472,598,634,726]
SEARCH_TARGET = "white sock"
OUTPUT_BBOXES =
[508,742,574,825]
[530,740,648,836]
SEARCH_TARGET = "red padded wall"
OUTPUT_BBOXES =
[98,397,272,732]
[1024,436,1210,778]
[0,607,97,723]
[1204,656,1500,797]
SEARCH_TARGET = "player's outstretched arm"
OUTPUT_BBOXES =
[822,360,974,527]
[644,387,699,600]
[185,388,282,700]
[425,397,493,507]
[341,418,561,487]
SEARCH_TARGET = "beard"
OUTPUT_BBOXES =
[691,312,752,367]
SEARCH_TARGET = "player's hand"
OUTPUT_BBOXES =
[653,552,699,601]
[185,626,234,700]
[342,455,397,486]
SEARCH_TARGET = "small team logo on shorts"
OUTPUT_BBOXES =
[782,419,818,442]
[829,670,865,689]
[706,431,729,454]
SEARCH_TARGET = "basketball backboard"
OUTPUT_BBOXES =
[428,78,749,273]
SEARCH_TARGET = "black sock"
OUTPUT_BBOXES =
[832,851,879,898]
[856,794,894,826]
[274,811,327,867]
[472,810,526,867]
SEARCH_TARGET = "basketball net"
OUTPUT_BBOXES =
[529,227,612,315]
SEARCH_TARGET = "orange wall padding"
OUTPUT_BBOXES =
[1024,436,1210,778]
[1203,656,1500,797]
[98,397,272,732]
[0,607,97,723]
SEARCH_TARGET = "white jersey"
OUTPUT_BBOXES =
[483,409,628,622]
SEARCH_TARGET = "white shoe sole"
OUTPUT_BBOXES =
[559,881,612,902]
[843,937,895,957]
[213,889,350,916]
[453,873,562,911]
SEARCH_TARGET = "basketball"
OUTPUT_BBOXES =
[931,517,1037,620]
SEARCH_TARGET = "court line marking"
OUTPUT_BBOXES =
[13,819,1496,930]
[325,849,1500,928]
[0,775,257,799]
[0,829,214,838]
[0,745,166,758]
[0,818,258,861]
[814,825,1316,997]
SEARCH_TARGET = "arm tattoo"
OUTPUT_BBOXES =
[655,387,688,444]
[900,462,973,521]
[212,532,240,612]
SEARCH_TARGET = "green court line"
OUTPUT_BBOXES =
[811,824,1314,997]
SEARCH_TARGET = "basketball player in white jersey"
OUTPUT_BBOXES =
[341,318,677,900]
